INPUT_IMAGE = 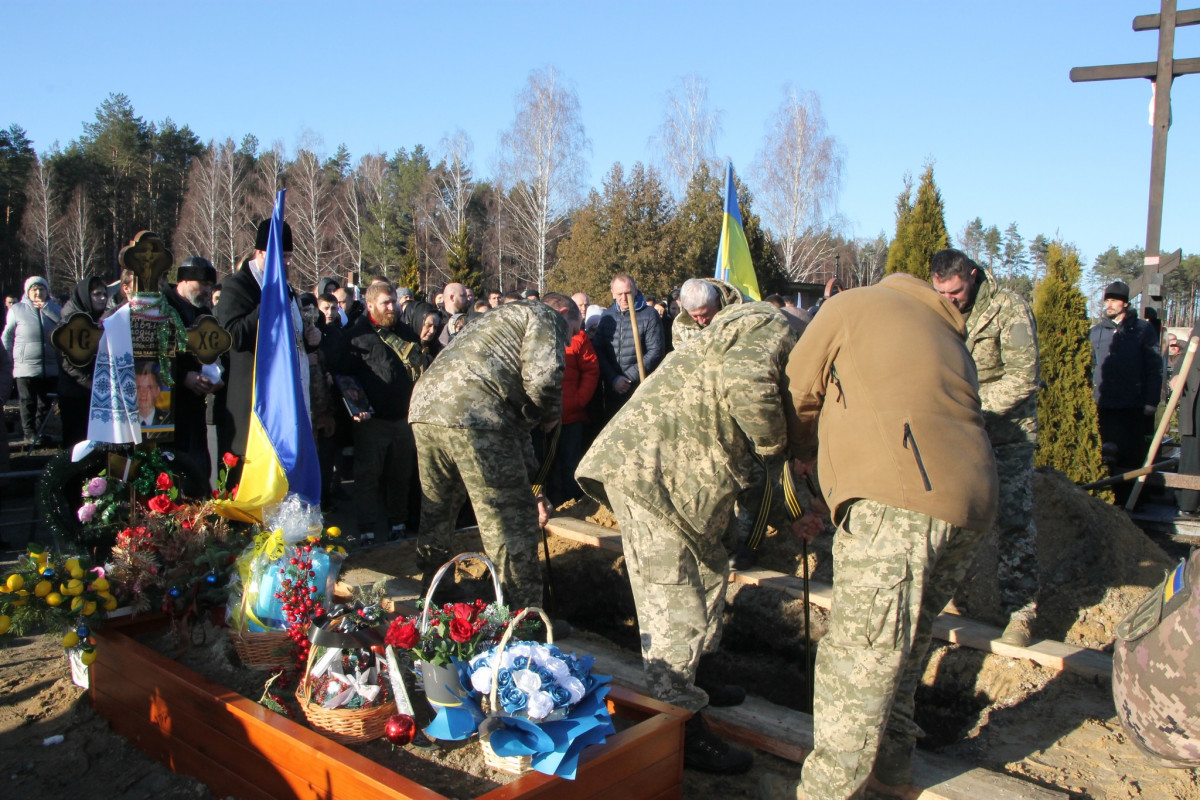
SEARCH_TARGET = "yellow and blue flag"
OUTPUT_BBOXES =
[217,190,320,522]
[714,162,761,301]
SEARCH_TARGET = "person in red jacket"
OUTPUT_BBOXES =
[539,312,599,504]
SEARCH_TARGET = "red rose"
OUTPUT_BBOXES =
[449,618,474,644]
[155,472,173,490]
[222,453,239,468]
[385,620,420,650]
[147,494,177,515]
[452,602,476,622]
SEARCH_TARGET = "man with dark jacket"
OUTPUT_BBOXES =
[163,256,220,482]
[593,273,665,417]
[760,273,998,800]
[56,276,108,448]
[322,282,416,544]
[1089,280,1162,480]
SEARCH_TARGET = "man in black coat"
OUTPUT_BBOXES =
[321,282,417,543]
[1089,280,1163,483]
[163,256,220,484]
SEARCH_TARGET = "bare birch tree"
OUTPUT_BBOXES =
[334,169,364,277]
[496,67,589,292]
[57,186,102,287]
[20,155,57,283]
[251,140,287,221]
[651,74,722,199]
[428,129,475,258]
[176,142,222,264]
[751,86,843,281]
[287,147,334,289]
[218,138,253,272]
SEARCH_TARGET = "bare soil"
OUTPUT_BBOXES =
[2,467,1199,799]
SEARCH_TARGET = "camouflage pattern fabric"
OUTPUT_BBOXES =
[993,442,1038,618]
[576,302,801,708]
[670,277,745,349]
[607,486,729,712]
[962,273,1040,620]
[412,423,543,609]
[408,299,567,432]
[1113,549,1200,768]
[577,302,800,545]
[961,271,1039,446]
[802,498,985,799]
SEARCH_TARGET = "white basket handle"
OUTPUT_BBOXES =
[487,606,553,713]
[419,552,505,633]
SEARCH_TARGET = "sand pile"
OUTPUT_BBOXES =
[955,467,1173,648]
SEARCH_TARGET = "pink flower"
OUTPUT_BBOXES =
[85,477,107,497]
[77,502,97,523]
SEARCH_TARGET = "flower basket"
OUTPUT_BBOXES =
[467,606,615,781]
[295,633,396,745]
[478,606,555,775]
[227,628,290,669]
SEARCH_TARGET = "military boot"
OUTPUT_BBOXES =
[999,612,1034,648]
[683,713,753,774]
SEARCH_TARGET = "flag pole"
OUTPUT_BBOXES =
[630,306,646,382]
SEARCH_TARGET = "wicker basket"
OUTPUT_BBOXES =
[295,645,397,745]
[478,606,555,776]
[228,628,290,670]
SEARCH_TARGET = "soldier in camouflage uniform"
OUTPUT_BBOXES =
[760,273,997,800]
[408,295,575,609]
[577,301,809,775]
[1113,548,1200,768]
[930,248,1041,646]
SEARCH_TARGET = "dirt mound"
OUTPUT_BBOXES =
[954,467,1173,648]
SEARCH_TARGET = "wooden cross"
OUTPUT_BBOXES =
[1071,0,1200,311]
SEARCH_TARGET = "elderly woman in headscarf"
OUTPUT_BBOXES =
[56,276,109,448]
[2,275,62,446]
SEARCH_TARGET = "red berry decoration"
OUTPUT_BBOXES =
[384,714,416,746]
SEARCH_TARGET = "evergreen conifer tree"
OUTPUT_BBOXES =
[885,175,912,275]
[1033,243,1108,491]
[447,221,482,294]
[886,163,947,281]
[397,245,423,301]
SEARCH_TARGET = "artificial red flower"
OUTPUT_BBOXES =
[147,494,178,515]
[448,618,474,644]
[222,452,239,468]
[155,472,173,490]
[385,620,420,649]
[452,602,477,623]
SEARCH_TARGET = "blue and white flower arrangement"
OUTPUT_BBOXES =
[466,640,596,721]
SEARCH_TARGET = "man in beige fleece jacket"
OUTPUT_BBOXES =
[761,273,998,800]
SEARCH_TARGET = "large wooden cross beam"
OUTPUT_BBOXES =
[1071,0,1200,311]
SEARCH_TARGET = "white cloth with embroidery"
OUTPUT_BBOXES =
[85,304,142,447]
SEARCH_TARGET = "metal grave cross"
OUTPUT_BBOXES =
[1071,0,1200,311]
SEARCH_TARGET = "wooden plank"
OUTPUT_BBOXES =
[1134,8,1200,30]
[547,518,1115,679]
[574,633,1063,800]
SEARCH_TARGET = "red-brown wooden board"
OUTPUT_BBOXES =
[91,617,686,800]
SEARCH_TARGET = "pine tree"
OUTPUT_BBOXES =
[396,245,423,301]
[446,221,482,293]
[886,165,946,281]
[884,174,912,275]
[1033,243,1108,491]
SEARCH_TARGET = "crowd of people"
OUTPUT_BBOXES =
[3,222,1196,796]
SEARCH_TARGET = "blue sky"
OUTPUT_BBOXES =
[6,1,1200,271]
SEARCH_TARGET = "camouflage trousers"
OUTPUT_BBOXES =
[802,499,984,800]
[993,443,1038,619]
[606,487,730,713]
[412,423,543,609]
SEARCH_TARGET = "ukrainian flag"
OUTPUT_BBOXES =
[216,190,320,522]
[714,162,761,301]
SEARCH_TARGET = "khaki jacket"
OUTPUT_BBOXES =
[784,273,998,531]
